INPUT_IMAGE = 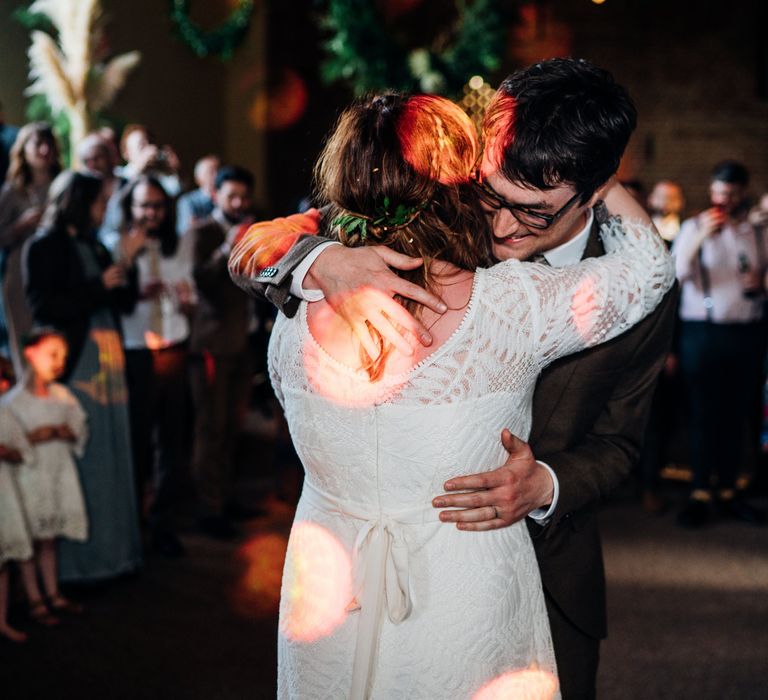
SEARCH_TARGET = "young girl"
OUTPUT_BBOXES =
[5,329,88,621]
[0,356,34,642]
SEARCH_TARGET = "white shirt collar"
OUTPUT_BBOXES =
[542,208,594,267]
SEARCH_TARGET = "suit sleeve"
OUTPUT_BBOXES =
[535,286,678,531]
[192,226,232,307]
[228,210,329,318]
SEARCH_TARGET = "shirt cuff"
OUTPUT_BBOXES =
[527,460,559,524]
[289,241,341,302]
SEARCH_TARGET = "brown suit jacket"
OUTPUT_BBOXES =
[229,212,678,642]
[527,223,678,640]
[189,217,252,356]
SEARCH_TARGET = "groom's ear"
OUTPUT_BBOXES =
[590,175,618,207]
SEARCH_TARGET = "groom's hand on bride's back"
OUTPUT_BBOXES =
[307,244,448,357]
[432,430,555,531]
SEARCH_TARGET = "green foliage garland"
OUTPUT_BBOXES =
[169,0,254,60]
[319,0,506,97]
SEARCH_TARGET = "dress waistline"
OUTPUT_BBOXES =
[301,480,441,700]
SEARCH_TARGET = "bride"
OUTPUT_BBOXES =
[232,93,673,699]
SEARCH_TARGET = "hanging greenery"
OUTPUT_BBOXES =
[319,0,506,97]
[169,0,254,60]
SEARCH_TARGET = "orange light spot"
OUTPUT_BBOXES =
[228,210,321,278]
[230,533,288,619]
[571,275,598,342]
[144,330,170,350]
[248,69,309,131]
[473,669,559,700]
[280,521,352,643]
[398,95,479,186]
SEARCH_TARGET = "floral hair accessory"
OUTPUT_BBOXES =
[333,196,425,241]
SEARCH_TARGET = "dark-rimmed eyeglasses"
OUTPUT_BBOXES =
[471,170,583,230]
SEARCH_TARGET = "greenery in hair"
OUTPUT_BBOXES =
[333,197,425,241]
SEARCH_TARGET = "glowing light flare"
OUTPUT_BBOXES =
[228,210,321,278]
[71,328,129,406]
[592,0,607,5]
[472,669,559,700]
[144,330,170,350]
[302,287,411,406]
[468,75,485,91]
[280,521,353,643]
[479,91,516,177]
[397,95,479,186]
[248,69,309,131]
[229,533,288,619]
[570,275,598,342]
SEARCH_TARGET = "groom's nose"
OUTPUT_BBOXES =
[492,208,527,237]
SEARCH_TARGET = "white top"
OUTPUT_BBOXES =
[269,218,673,699]
[121,238,193,350]
[673,216,767,323]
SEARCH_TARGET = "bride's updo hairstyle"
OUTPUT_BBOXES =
[314,93,493,379]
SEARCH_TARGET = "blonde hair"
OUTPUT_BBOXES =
[314,93,492,380]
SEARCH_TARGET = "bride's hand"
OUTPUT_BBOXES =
[307,245,448,358]
[432,430,554,531]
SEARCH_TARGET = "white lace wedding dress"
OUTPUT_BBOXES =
[269,218,674,700]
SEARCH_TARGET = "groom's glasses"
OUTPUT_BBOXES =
[471,169,583,230]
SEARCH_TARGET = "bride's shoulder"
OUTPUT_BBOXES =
[475,258,529,288]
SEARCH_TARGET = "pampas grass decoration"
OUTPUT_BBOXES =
[24,0,141,166]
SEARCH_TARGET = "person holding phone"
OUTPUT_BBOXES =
[673,160,768,527]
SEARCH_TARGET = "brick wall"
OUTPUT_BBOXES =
[549,0,768,214]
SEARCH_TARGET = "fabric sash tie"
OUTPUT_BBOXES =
[301,480,441,700]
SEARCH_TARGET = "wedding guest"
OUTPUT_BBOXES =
[187,166,255,538]
[78,133,120,201]
[674,161,768,527]
[119,176,192,557]
[0,122,61,373]
[176,155,220,235]
[649,180,685,244]
[100,125,183,252]
[24,170,144,581]
[6,329,88,621]
[116,124,182,197]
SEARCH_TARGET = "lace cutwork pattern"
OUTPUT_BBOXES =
[268,218,672,699]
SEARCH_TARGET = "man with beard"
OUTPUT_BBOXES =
[187,166,256,539]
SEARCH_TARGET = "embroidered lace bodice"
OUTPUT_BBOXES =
[268,218,673,700]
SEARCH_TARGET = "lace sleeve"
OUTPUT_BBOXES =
[519,217,674,369]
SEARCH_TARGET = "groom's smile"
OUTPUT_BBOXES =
[480,169,594,262]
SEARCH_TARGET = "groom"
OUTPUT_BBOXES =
[232,59,677,699]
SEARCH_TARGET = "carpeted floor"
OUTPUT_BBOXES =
[2,483,766,699]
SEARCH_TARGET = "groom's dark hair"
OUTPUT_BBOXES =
[482,58,637,203]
